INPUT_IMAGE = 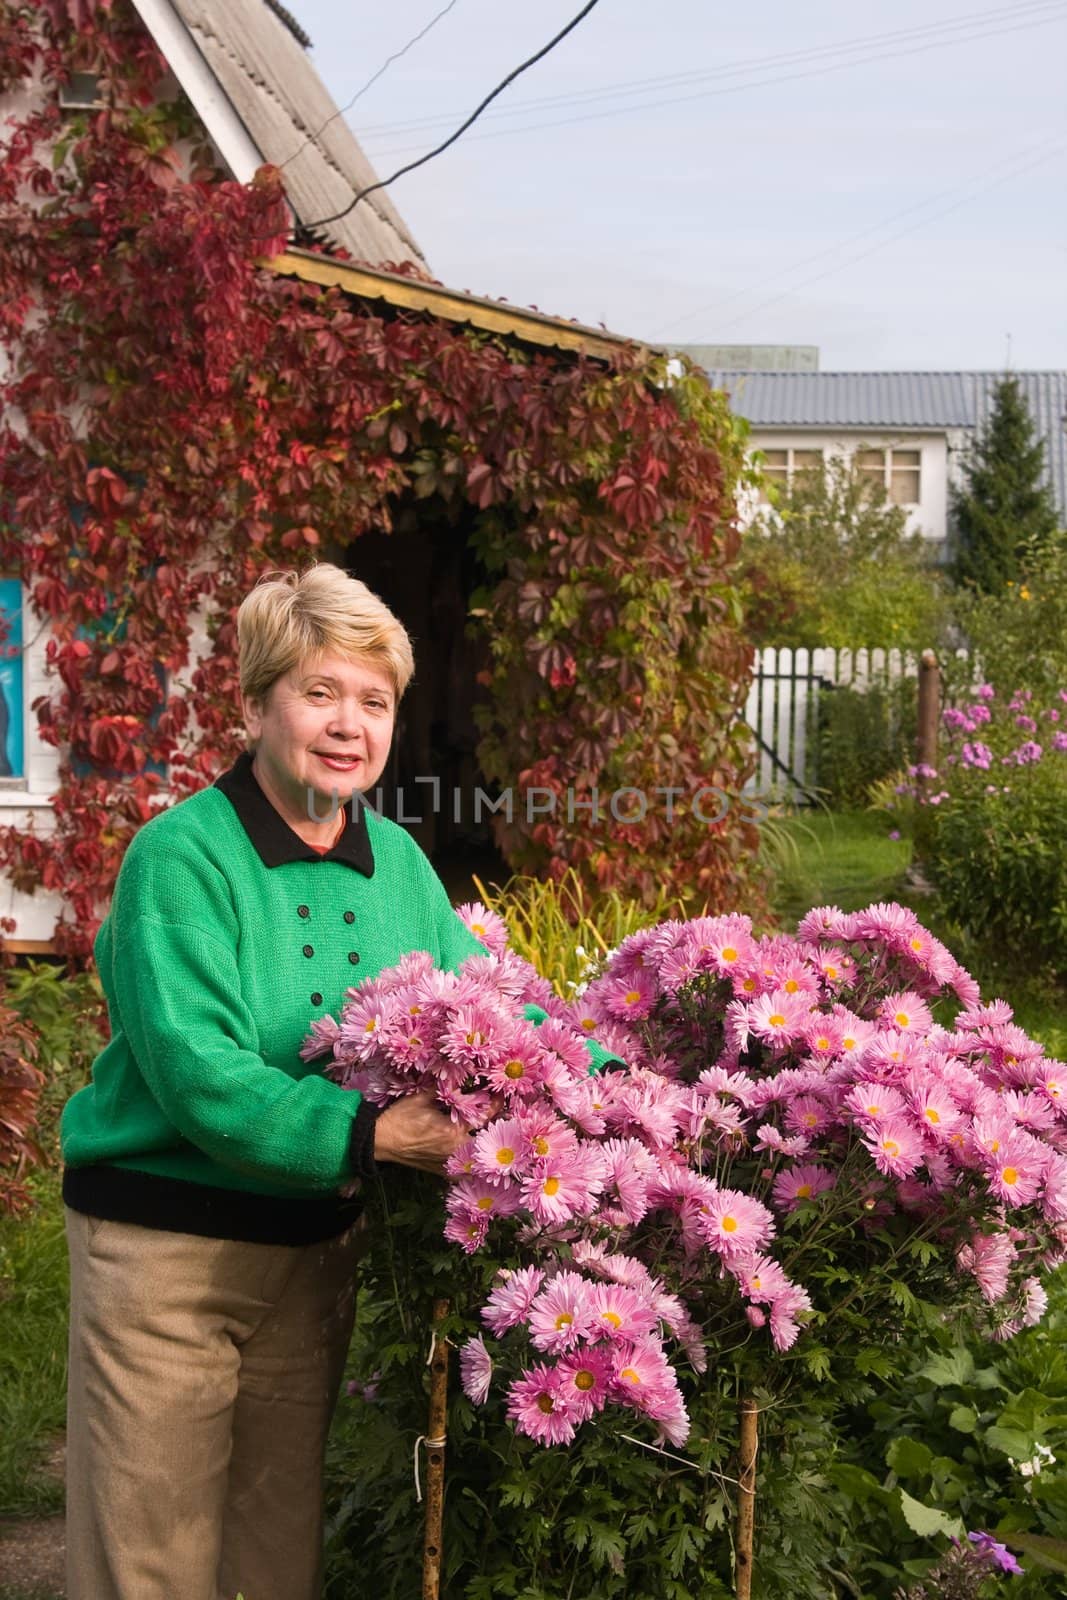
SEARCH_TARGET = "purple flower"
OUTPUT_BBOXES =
[888,829,901,841]
[967,1530,1023,1575]
[976,684,996,700]
[961,741,992,770]
[1015,714,1037,732]
[1054,731,1067,753]
[1012,741,1043,766]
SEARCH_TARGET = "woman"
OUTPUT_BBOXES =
[60,564,491,1600]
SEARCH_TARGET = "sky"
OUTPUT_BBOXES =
[290,0,1067,370]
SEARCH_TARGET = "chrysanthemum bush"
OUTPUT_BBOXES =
[306,895,1067,1462]
[891,683,1067,976]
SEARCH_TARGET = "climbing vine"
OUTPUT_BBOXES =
[0,0,758,963]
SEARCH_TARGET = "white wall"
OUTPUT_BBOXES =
[740,430,950,547]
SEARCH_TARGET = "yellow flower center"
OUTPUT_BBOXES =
[543,1176,561,1196]
[465,1030,484,1047]
[620,1368,640,1384]
[816,1037,830,1050]
[408,1003,422,1015]
[574,1370,596,1391]
[537,1393,555,1414]
[881,1139,900,1157]
[1002,1166,1018,1186]
[894,1011,910,1027]
[743,978,757,992]
[1049,1082,1061,1098]
[825,965,838,979]
[580,1017,596,1032]
[784,979,800,994]
[843,1037,856,1050]
[768,1013,786,1027]
[751,1275,762,1290]
[721,1215,738,1233]
[364,1019,377,1034]
[624,989,641,1005]
[721,946,738,963]
[866,1103,880,1116]
[925,1108,940,1124]
[989,1139,1000,1153]
[802,1112,817,1127]
[470,923,486,937]
[495,1147,515,1165]
[504,1059,525,1079]
[532,1136,550,1156]
[554,1312,573,1330]
[796,1184,812,1199]
[476,1197,494,1212]
[909,938,924,952]
[601,1310,622,1328]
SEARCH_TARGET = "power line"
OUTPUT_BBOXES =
[356,0,1061,141]
[301,0,602,231]
[691,136,1067,339]
[279,0,462,173]
[363,4,1067,159]
[651,133,1066,340]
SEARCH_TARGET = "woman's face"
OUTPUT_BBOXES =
[242,651,397,818]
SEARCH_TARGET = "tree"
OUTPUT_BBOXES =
[740,452,946,649]
[950,375,1060,594]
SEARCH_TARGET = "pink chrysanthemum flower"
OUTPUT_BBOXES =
[733,1252,791,1304]
[443,1210,489,1254]
[507,1364,579,1446]
[771,1162,836,1212]
[455,900,510,958]
[555,1347,613,1422]
[984,1138,1043,1206]
[907,1079,962,1141]
[483,1029,547,1097]
[784,1094,834,1137]
[521,1148,605,1224]
[768,1283,813,1351]
[516,1110,580,1166]
[599,1137,659,1225]
[829,1007,877,1059]
[863,1116,924,1178]
[860,1030,926,1077]
[481,1266,546,1335]
[528,1271,598,1354]
[957,1231,1015,1303]
[472,1118,529,1185]
[845,1082,907,1123]
[609,1340,687,1431]
[1020,1276,1048,1327]
[804,1017,847,1062]
[300,1013,341,1061]
[337,992,398,1061]
[604,1076,686,1151]
[701,1188,776,1259]
[795,905,853,942]
[879,991,935,1035]
[459,1335,494,1404]
[749,988,814,1045]
[753,1125,811,1157]
[850,901,921,943]
[440,1001,506,1069]
[589,1281,660,1345]
[600,966,660,1021]
[448,1175,522,1222]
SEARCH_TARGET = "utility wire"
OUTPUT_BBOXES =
[357,0,1061,140]
[301,0,602,231]
[364,4,1067,159]
[652,132,1066,340]
[278,0,462,172]
[703,136,1067,338]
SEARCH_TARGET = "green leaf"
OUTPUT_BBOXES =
[947,1404,978,1434]
[918,1346,974,1388]
[1004,1531,1067,1575]
[985,1425,1037,1461]
[886,1435,934,1479]
[827,1463,888,1504]
[896,1489,963,1540]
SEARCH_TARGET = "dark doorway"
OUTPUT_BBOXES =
[336,497,509,899]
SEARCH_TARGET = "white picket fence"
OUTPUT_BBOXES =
[742,646,971,800]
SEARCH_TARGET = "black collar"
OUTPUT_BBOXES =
[214,751,375,875]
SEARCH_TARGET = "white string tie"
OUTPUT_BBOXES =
[413,1433,448,1502]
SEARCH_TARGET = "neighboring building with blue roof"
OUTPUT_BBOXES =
[698,368,1067,555]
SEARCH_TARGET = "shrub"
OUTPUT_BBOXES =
[0,990,44,1218]
[816,682,917,806]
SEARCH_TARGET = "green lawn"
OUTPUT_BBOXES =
[0,1173,68,1518]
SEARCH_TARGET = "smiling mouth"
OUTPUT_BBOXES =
[315,753,362,769]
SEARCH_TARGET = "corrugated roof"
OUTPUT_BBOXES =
[168,0,427,270]
[704,369,1067,518]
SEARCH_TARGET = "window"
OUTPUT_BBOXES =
[59,73,104,111]
[856,446,922,506]
[0,580,24,783]
[757,446,825,502]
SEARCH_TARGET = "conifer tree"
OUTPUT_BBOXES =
[951,375,1060,593]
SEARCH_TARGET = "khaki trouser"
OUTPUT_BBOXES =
[64,1207,366,1600]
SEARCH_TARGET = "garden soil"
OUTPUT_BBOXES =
[0,1435,65,1597]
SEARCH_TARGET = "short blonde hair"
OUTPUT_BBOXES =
[237,564,414,707]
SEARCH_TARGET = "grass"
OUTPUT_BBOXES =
[0,1172,68,1518]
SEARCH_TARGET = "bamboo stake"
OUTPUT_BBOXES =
[421,1299,450,1600]
[735,1397,759,1600]
[916,649,941,789]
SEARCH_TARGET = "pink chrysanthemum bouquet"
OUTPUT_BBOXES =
[304,898,1067,1453]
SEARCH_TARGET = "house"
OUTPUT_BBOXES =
[0,0,637,952]
[699,368,1067,555]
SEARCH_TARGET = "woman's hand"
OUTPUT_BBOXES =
[372,1090,470,1176]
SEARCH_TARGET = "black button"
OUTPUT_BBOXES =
[298,905,310,919]
[343,910,355,925]
[303,944,314,958]
[348,951,360,965]
[311,992,323,1006]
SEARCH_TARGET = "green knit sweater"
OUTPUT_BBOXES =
[61,756,618,1243]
